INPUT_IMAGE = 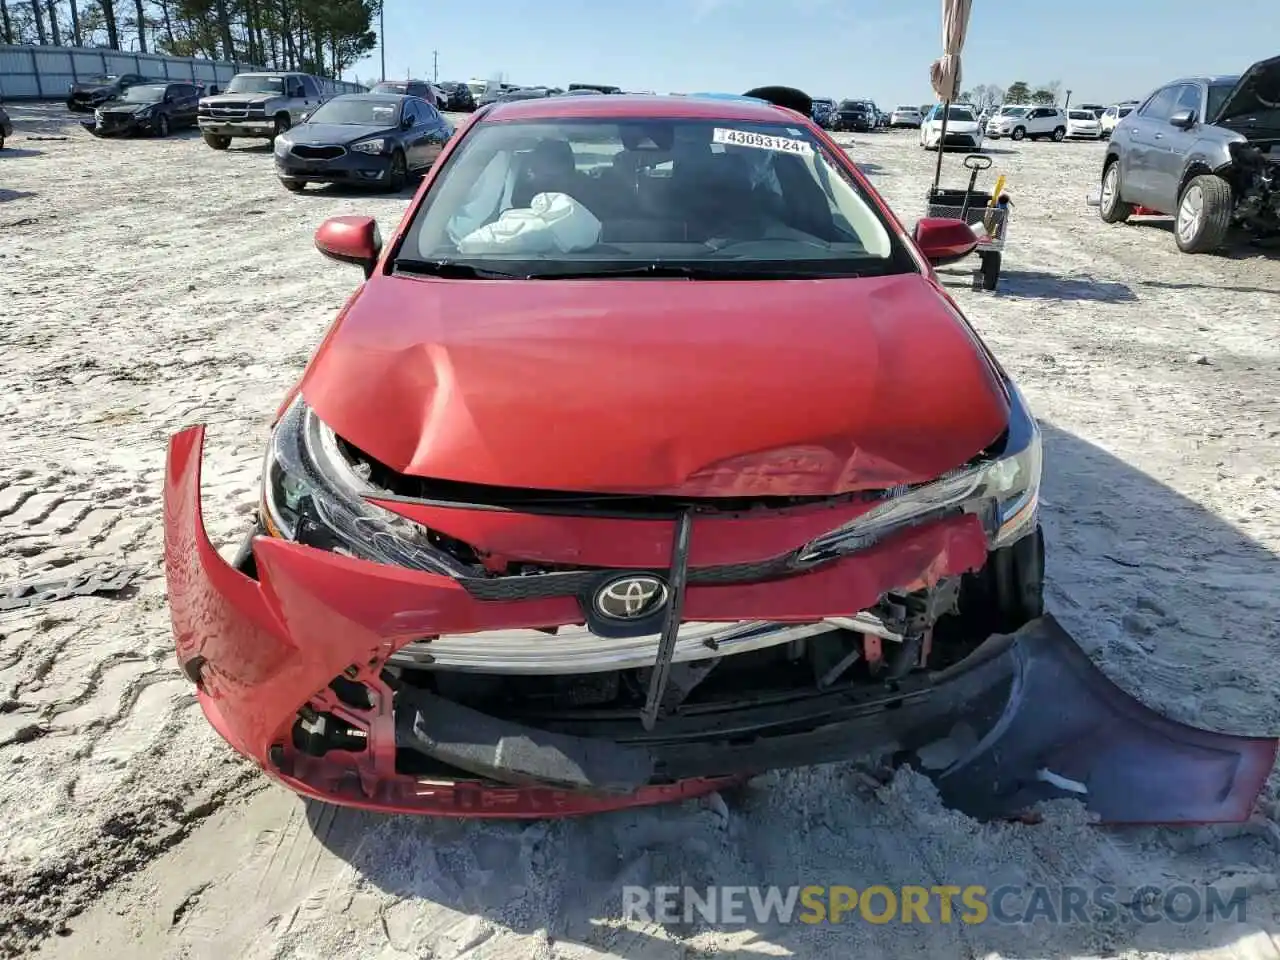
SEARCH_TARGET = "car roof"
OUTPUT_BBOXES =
[1165,75,1240,86]
[481,93,806,124]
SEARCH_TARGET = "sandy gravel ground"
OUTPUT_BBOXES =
[2,104,1279,960]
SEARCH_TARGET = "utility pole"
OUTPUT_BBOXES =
[379,2,386,81]
[432,50,439,82]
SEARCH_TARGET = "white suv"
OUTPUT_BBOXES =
[986,105,1067,142]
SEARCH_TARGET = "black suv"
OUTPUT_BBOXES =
[834,99,875,132]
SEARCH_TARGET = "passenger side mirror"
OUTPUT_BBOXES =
[1169,109,1196,129]
[913,217,978,265]
[315,216,382,279]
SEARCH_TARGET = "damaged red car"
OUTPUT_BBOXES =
[165,87,1276,823]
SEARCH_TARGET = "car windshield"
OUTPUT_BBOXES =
[306,97,400,125]
[82,74,118,85]
[371,82,411,94]
[1118,106,1133,118]
[225,75,285,94]
[121,84,167,103]
[398,117,907,280]
[1069,110,1094,120]
[838,101,866,110]
[1206,80,1237,120]
[938,106,975,121]
[895,105,915,112]
[1001,107,1027,116]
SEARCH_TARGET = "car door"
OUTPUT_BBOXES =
[398,99,428,169]
[291,76,317,122]
[1146,82,1204,211]
[1122,85,1180,207]
[171,84,196,126]
[418,99,450,166]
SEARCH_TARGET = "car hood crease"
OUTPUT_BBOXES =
[299,272,1011,497]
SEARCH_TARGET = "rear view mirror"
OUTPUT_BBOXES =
[913,217,978,265]
[1169,109,1196,129]
[315,216,382,279]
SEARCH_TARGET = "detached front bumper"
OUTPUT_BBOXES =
[166,426,1278,822]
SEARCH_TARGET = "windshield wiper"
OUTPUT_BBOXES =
[528,263,808,280]
[393,259,524,279]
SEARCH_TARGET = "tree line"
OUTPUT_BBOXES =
[0,0,380,78]
[957,81,1067,110]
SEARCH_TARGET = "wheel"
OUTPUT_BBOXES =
[1098,160,1133,224]
[154,113,170,137]
[1052,126,1065,142]
[280,178,306,192]
[980,251,1001,290]
[1174,174,1232,254]
[203,133,231,150]
[1011,126,1025,141]
[387,150,408,191]
[272,114,291,141]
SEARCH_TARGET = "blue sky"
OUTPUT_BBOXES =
[352,0,1279,108]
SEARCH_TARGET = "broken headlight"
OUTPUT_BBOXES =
[260,396,468,576]
[800,379,1041,559]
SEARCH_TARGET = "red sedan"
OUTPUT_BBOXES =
[164,88,1275,824]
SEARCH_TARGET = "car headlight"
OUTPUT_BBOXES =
[351,138,387,154]
[260,396,467,576]
[274,135,293,155]
[136,105,154,117]
[799,380,1041,560]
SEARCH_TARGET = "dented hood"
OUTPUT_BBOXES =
[299,272,1010,497]
[1213,54,1280,124]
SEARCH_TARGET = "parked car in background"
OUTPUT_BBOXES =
[82,81,201,138]
[1098,56,1280,253]
[1100,101,1139,136]
[811,97,836,128]
[567,82,622,94]
[0,102,11,149]
[370,79,447,111]
[834,99,875,131]
[890,105,923,127]
[66,73,162,112]
[436,81,477,111]
[198,71,326,149]
[1077,103,1106,120]
[1065,108,1103,139]
[274,93,450,193]
[920,103,984,150]
[480,86,551,107]
[986,105,1066,141]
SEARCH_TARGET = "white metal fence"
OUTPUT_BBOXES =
[0,44,366,100]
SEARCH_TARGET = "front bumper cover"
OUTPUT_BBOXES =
[166,425,1277,822]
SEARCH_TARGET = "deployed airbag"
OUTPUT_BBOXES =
[455,191,602,255]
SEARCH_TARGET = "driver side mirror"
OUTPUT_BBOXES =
[300,111,311,122]
[913,217,978,265]
[1169,109,1196,129]
[315,216,382,279]
[400,114,414,130]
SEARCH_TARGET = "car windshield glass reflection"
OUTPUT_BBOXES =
[122,85,167,103]
[225,76,285,94]
[307,98,400,125]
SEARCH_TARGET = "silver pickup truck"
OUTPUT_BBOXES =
[198,71,327,149]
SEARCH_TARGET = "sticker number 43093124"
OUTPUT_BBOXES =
[712,127,814,155]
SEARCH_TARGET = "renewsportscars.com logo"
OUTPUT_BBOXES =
[622,884,1250,926]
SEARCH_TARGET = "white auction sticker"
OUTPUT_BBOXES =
[712,127,814,155]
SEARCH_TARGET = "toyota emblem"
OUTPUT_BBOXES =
[594,575,670,621]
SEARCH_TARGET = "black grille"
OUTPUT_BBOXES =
[456,551,811,602]
[291,144,346,160]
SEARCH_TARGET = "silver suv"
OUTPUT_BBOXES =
[1098,56,1280,253]
[198,71,326,150]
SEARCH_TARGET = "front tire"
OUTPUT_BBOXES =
[387,150,408,192]
[280,178,306,192]
[154,113,170,137]
[1174,174,1232,254]
[272,114,291,142]
[1098,159,1133,224]
[1011,126,1025,141]
[203,133,231,150]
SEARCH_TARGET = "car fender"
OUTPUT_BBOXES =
[1176,135,1237,201]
